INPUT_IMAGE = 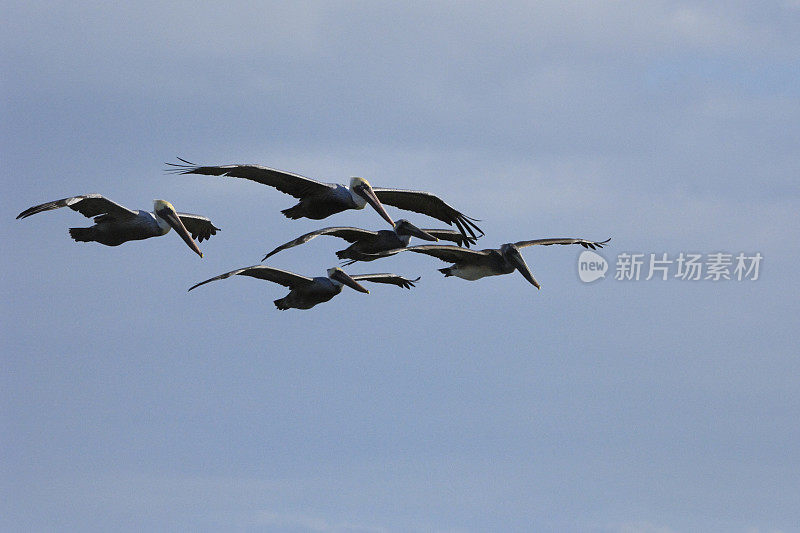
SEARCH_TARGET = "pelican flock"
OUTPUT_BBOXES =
[17,159,609,311]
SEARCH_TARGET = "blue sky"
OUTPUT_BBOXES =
[2,2,799,532]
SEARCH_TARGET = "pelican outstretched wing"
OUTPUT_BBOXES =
[262,227,377,261]
[423,228,478,248]
[403,244,491,263]
[188,265,313,292]
[16,194,137,221]
[350,273,420,289]
[175,212,221,243]
[166,158,335,199]
[513,237,611,250]
[371,188,483,240]
[337,228,477,266]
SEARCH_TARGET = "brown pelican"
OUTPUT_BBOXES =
[188,266,419,310]
[262,219,478,265]
[396,237,610,289]
[166,158,483,240]
[16,194,219,257]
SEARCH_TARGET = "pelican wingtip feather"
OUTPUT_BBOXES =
[164,157,199,174]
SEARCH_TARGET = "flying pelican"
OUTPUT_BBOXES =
[393,237,610,289]
[166,158,483,240]
[262,219,478,265]
[188,265,419,310]
[16,194,219,257]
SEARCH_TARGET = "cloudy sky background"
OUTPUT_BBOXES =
[2,2,799,531]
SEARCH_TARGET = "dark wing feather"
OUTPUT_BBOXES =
[16,194,137,221]
[177,213,221,243]
[166,158,334,199]
[350,273,420,289]
[403,244,492,263]
[372,188,484,240]
[513,237,611,250]
[188,265,313,292]
[262,227,377,261]
[423,228,478,248]
[338,248,403,266]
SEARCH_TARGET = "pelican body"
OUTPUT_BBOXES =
[262,219,477,265]
[16,194,219,257]
[275,273,354,310]
[443,245,522,280]
[401,237,611,289]
[166,159,483,240]
[283,181,386,222]
[188,266,418,311]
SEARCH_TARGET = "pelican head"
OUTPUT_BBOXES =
[500,243,540,289]
[349,177,395,226]
[153,199,203,258]
[393,219,438,242]
[327,267,370,293]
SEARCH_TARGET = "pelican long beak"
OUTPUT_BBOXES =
[158,206,203,258]
[402,221,438,242]
[507,246,540,289]
[331,269,370,294]
[356,183,395,226]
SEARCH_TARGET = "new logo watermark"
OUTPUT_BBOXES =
[578,250,608,283]
[578,251,762,282]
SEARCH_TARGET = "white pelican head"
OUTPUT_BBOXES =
[326,267,369,293]
[153,199,203,258]
[349,177,394,226]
